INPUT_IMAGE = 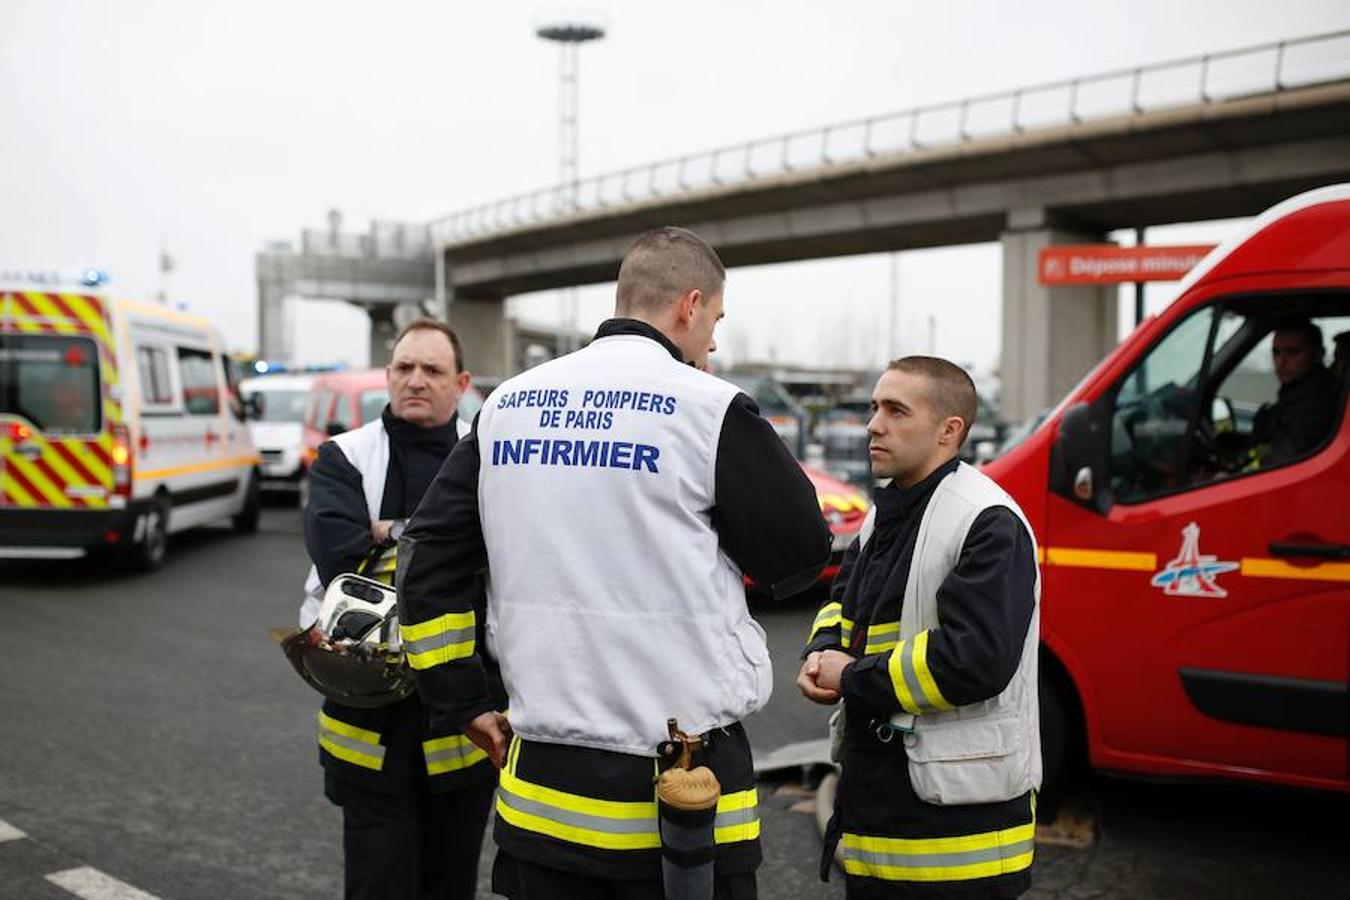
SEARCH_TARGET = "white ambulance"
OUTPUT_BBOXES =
[0,281,261,569]
[239,372,314,497]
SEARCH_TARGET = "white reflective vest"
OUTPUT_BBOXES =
[298,417,470,628]
[860,462,1042,805]
[475,333,774,756]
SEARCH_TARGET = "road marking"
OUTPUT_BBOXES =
[0,818,26,842]
[45,867,161,900]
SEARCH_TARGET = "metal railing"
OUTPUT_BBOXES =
[429,30,1350,245]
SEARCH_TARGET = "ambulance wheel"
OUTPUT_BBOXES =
[132,498,170,571]
[233,469,261,533]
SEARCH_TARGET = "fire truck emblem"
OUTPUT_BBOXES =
[1150,522,1239,597]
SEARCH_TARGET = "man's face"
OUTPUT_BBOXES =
[386,329,469,428]
[1271,329,1319,386]
[867,369,948,487]
[683,289,724,371]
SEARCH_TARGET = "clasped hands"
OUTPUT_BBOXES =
[796,649,854,705]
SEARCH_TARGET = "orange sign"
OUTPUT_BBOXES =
[1038,244,1216,285]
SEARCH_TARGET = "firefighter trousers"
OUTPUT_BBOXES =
[327,773,496,900]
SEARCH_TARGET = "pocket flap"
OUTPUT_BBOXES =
[905,718,1020,763]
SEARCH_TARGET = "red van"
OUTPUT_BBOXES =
[985,184,1349,793]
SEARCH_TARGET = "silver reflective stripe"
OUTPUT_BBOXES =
[497,786,657,835]
[898,641,937,711]
[714,807,757,828]
[866,621,900,652]
[403,626,474,658]
[425,741,479,767]
[845,838,1035,870]
[320,725,386,763]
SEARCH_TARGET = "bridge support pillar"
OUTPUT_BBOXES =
[1000,214,1117,424]
[369,305,398,367]
[447,295,516,380]
[256,263,291,362]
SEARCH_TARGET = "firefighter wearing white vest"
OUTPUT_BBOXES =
[396,227,832,900]
[300,319,503,900]
[798,357,1041,900]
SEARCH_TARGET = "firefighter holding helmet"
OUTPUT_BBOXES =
[290,319,502,900]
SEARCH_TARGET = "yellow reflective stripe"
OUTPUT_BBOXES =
[809,602,842,643]
[496,768,660,851]
[319,735,385,771]
[841,822,1035,883]
[317,712,385,771]
[911,631,954,712]
[864,621,900,655]
[843,822,1035,855]
[841,618,854,649]
[888,638,920,714]
[1241,558,1350,583]
[496,769,759,851]
[402,611,476,670]
[1044,547,1156,571]
[360,547,397,586]
[319,711,381,744]
[502,769,655,820]
[401,611,475,642]
[423,733,488,775]
[887,631,953,714]
[506,732,523,772]
[713,787,760,844]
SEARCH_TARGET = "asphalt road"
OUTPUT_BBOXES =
[1,503,1346,899]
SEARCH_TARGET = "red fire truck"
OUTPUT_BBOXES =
[985,184,1349,793]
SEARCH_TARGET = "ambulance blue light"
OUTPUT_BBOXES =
[80,269,110,287]
[254,360,271,374]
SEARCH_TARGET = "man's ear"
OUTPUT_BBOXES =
[938,416,965,447]
[677,289,702,325]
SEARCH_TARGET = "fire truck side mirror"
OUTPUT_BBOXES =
[1050,401,1112,514]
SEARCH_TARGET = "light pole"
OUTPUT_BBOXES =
[536,17,605,355]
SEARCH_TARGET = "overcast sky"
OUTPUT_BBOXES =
[4,1,1348,378]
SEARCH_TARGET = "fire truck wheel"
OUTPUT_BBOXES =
[1039,675,1081,803]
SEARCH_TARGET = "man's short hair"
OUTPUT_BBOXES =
[1272,317,1324,356]
[615,227,726,317]
[391,318,466,373]
[887,356,979,445]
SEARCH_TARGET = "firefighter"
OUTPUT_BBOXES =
[397,226,831,899]
[300,318,502,900]
[798,357,1040,900]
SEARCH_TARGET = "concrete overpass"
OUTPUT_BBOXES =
[425,30,1350,420]
[256,30,1350,419]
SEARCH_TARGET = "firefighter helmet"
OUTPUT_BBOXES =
[279,572,415,708]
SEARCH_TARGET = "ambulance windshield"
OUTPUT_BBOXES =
[0,334,102,434]
[246,388,309,423]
